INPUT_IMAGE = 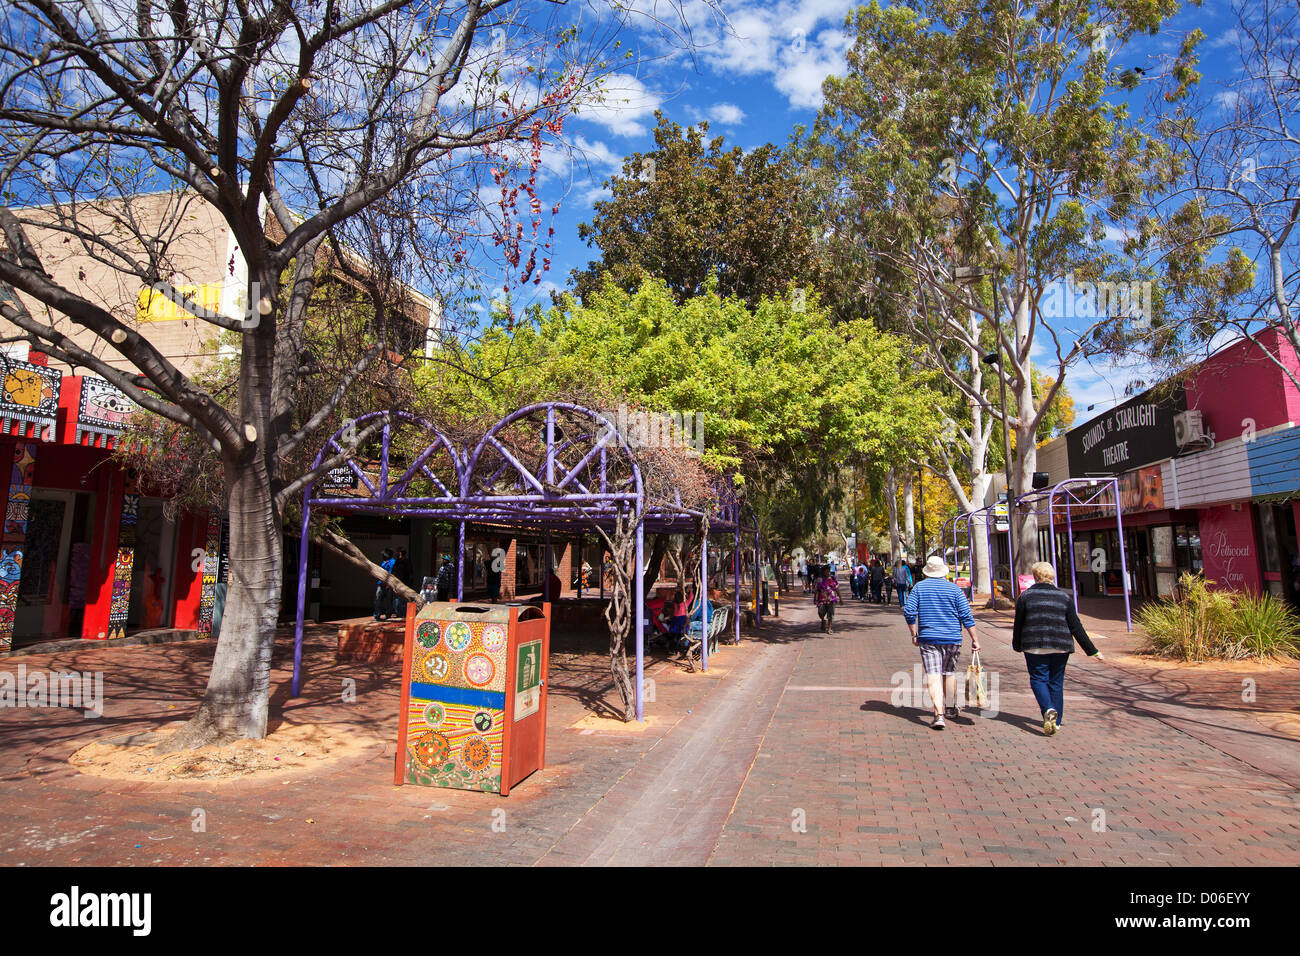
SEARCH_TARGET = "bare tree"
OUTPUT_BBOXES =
[0,0,698,748]
[1151,0,1299,387]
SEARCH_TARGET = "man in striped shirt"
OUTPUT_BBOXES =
[902,556,981,730]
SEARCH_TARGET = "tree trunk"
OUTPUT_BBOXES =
[644,532,669,595]
[969,470,993,595]
[886,467,901,560]
[1012,293,1041,575]
[902,471,915,558]
[1015,416,1040,575]
[158,459,282,752]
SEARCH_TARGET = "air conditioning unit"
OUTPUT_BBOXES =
[1174,409,1210,448]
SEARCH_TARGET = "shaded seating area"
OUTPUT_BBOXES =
[293,402,762,720]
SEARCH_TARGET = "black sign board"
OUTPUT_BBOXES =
[1065,384,1186,476]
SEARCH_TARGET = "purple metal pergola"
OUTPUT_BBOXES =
[1017,477,1133,633]
[291,403,759,720]
[947,477,1133,632]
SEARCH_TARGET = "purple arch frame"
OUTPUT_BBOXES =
[292,402,756,720]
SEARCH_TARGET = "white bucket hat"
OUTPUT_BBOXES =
[922,556,949,578]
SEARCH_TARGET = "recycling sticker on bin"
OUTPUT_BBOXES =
[515,639,542,720]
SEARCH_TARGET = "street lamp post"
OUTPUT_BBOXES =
[982,262,1017,602]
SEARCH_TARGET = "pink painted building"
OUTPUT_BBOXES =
[1035,327,1300,602]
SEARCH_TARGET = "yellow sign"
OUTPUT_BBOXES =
[136,283,222,323]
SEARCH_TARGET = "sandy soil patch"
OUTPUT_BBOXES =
[569,712,666,734]
[1110,652,1299,673]
[69,721,383,783]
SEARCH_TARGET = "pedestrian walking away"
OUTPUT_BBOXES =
[434,553,455,602]
[373,548,396,621]
[1013,561,1104,736]
[869,559,885,603]
[893,559,913,606]
[814,566,841,633]
[902,556,980,729]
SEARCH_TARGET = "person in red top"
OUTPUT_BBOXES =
[814,567,841,633]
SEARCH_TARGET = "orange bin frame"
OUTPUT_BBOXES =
[395,601,550,796]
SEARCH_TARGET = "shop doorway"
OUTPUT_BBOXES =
[14,490,95,643]
[127,498,177,631]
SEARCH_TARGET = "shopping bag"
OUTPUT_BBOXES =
[966,650,988,709]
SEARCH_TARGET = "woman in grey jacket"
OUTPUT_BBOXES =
[1013,562,1104,736]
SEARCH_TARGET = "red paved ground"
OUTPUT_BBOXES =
[711,590,1300,865]
[2,583,1297,866]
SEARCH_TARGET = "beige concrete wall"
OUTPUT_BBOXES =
[6,191,436,378]
[5,192,232,377]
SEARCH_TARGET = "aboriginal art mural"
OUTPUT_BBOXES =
[75,378,136,447]
[0,360,61,440]
[403,618,510,793]
[197,509,221,635]
[107,493,140,640]
[0,443,37,651]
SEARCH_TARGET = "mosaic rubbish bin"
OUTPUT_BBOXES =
[395,602,550,796]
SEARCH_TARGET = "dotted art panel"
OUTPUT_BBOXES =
[410,619,507,694]
[404,697,504,793]
[107,494,140,640]
[0,443,37,652]
[197,509,221,635]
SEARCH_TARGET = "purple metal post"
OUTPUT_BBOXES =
[1048,495,1058,584]
[701,532,710,672]
[1006,495,1017,599]
[456,521,465,601]
[1113,477,1133,632]
[292,498,312,697]
[634,520,645,721]
[985,507,996,602]
[733,524,741,645]
[754,531,761,628]
[577,534,583,598]
[1066,496,1079,606]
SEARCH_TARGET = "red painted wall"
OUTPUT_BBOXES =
[1199,505,1262,593]
[1187,327,1300,439]
[171,511,205,629]
[82,466,124,640]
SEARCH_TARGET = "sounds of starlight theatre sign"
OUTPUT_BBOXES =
[1065,385,1186,477]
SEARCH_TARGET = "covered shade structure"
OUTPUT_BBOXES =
[292,402,760,720]
[945,476,1132,632]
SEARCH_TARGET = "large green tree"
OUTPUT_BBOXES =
[803,0,1193,575]
[425,277,942,563]
[572,113,821,308]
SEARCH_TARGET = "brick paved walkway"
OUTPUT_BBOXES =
[711,589,1300,865]
[2,584,1297,866]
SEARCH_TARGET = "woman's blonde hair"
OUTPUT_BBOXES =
[1031,561,1056,583]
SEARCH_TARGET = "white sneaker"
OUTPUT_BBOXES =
[1043,709,1058,736]
[931,714,946,730]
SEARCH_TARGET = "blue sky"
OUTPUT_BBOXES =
[508,0,1252,426]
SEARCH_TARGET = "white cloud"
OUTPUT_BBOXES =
[645,0,857,110]
[688,102,747,125]
[578,73,663,137]
[1207,27,1241,49]
[572,135,623,172]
